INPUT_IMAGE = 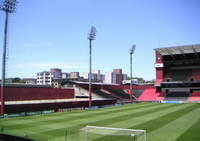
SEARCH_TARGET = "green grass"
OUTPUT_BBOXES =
[0,103,200,141]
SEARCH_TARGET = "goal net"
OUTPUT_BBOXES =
[80,126,147,141]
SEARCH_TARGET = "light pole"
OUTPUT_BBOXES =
[88,26,96,107]
[129,45,136,102]
[0,0,17,115]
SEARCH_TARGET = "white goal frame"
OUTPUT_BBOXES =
[81,126,147,141]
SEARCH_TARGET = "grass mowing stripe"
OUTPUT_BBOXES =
[0,103,158,130]
[0,103,153,125]
[2,103,198,141]
[25,103,168,138]
[101,103,191,129]
[35,104,178,138]
[148,107,200,141]
[91,105,200,141]
[38,103,157,123]
[37,103,156,123]
[6,103,152,121]
[13,103,177,140]
[176,117,200,141]
[129,104,200,132]
[18,104,166,134]
[21,104,167,136]
[68,104,191,141]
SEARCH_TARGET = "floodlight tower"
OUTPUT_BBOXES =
[88,26,96,107]
[0,0,17,115]
[129,45,136,102]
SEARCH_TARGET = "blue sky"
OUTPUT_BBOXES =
[0,0,200,80]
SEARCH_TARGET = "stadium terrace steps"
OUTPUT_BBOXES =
[105,89,131,99]
[164,97,189,101]
[92,89,118,99]
[191,92,200,96]
[189,92,200,101]
[132,89,145,98]
[138,88,164,101]
[164,92,190,101]
[0,87,74,101]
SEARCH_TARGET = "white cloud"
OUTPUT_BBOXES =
[31,63,82,69]
[14,62,86,69]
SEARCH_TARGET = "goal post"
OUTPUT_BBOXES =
[80,126,147,141]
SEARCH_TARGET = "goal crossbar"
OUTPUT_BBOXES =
[81,126,146,136]
[81,126,147,141]
[83,126,145,132]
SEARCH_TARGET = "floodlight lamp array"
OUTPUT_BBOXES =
[130,45,136,54]
[0,0,17,13]
[88,26,96,40]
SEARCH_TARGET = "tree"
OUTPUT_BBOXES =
[128,77,145,83]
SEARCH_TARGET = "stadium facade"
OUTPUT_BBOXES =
[155,44,200,101]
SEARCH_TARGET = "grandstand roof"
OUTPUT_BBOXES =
[155,44,200,56]
[1,83,51,88]
[62,80,120,86]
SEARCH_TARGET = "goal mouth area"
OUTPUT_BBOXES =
[81,126,146,136]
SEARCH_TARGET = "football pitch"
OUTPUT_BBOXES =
[0,103,200,141]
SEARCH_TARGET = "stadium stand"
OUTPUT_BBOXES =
[132,89,145,98]
[192,70,200,80]
[189,91,200,101]
[164,92,190,101]
[155,44,200,102]
[0,87,74,101]
[138,88,164,101]
[92,89,117,99]
[2,99,116,114]
[0,84,116,114]
[104,88,130,99]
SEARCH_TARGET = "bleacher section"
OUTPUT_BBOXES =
[104,88,131,99]
[92,89,117,99]
[1,99,116,114]
[63,81,200,102]
[164,92,190,101]
[132,89,145,98]
[189,91,200,101]
[0,86,116,114]
[138,88,164,101]
[0,87,74,101]
[171,70,192,81]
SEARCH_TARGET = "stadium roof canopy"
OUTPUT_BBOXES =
[155,44,200,56]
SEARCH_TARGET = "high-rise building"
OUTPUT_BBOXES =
[82,72,89,79]
[70,72,80,79]
[123,74,128,81]
[105,72,113,84]
[93,70,101,81]
[62,73,70,79]
[82,70,104,82]
[105,69,124,84]
[50,68,62,80]
[37,71,53,85]
[113,69,122,74]
[37,68,62,85]
[101,74,105,83]
[113,69,123,84]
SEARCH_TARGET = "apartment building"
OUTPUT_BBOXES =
[37,68,62,85]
